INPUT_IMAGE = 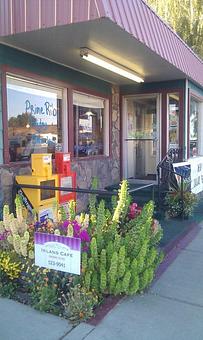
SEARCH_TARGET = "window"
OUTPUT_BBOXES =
[189,97,202,157]
[168,93,180,149]
[73,92,109,157]
[0,74,3,164]
[7,75,63,162]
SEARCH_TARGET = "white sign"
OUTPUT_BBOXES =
[173,156,203,194]
[79,117,92,132]
[38,207,55,222]
[63,154,70,162]
[189,157,203,194]
[60,176,73,196]
[34,233,81,275]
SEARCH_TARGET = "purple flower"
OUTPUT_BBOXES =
[59,220,72,234]
[34,222,41,229]
[0,230,9,241]
[0,234,6,241]
[73,223,81,237]
[79,230,90,242]
[82,245,89,252]
[62,220,69,228]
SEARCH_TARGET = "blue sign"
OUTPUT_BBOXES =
[25,99,57,117]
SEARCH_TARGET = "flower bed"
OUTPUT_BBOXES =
[0,180,163,324]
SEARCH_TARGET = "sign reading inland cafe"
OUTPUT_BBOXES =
[34,233,81,275]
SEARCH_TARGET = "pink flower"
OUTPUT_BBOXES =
[129,203,142,219]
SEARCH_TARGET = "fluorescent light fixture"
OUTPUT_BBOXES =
[80,48,144,83]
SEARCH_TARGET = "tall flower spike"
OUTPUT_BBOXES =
[112,180,128,223]
[3,205,10,227]
[69,200,76,221]
[83,214,89,229]
[52,199,58,222]
[60,206,67,221]
[15,195,23,223]
[67,224,74,237]
[80,213,85,224]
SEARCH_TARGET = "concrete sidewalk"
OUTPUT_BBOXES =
[1,223,203,340]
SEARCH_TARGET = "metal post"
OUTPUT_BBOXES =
[12,180,18,212]
[12,180,18,201]
[181,176,184,218]
[152,184,155,202]
[157,166,160,209]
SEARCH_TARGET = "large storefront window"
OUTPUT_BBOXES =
[189,98,201,157]
[73,92,108,157]
[168,93,180,149]
[0,74,3,164]
[7,76,63,162]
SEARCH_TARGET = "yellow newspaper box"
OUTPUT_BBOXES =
[31,154,52,177]
[16,175,58,212]
[16,153,59,221]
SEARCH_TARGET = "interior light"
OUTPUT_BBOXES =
[80,48,144,83]
[85,110,94,117]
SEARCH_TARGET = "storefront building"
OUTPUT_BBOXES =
[0,0,203,211]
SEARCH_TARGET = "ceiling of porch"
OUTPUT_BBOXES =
[0,18,186,85]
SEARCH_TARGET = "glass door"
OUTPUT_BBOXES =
[123,95,160,180]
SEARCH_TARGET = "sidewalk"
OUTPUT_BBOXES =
[1,223,203,340]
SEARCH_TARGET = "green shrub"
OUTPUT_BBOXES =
[62,285,98,324]
[31,284,59,314]
[0,272,17,298]
[80,181,163,296]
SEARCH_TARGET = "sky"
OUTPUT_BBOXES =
[7,85,59,126]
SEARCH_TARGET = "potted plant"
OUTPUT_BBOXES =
[165,180,198,218]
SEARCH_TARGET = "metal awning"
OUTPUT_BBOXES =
[0,0,202,86]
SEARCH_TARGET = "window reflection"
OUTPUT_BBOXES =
[73,92,105,157]
[190,98,199,157]
[168,93,179,148]
[7,76,62,162]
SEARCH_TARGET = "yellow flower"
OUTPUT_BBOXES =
[0,251,21,280]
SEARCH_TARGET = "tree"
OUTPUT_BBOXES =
[147,0,203,59]
[8,112,37,128]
